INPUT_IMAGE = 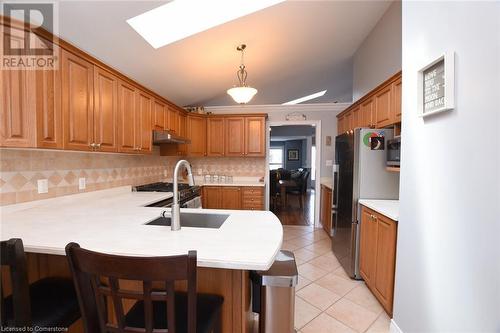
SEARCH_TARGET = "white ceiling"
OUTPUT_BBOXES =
[55,1,392,107]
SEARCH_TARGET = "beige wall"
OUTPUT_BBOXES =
[352,0,401,101]
[0,148,265,206]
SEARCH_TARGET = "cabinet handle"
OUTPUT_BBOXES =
[96,143,101,149]
[89,143,96,151]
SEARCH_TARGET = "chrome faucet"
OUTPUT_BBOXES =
[170,159,195,231]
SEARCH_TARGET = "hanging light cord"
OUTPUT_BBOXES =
[237,45,248,87]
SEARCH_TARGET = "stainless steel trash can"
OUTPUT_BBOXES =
[251,250,298,333]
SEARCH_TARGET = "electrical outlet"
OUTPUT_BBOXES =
[78,177,86,190]
[37,179,48,194]
[197,168,202,176]
[163,170,168,177]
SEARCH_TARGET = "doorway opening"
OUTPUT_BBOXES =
[266,121,321,227]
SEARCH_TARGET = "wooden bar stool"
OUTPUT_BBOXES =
[65,243,223,333]
[0,238,80,330]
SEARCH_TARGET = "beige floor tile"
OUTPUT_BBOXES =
[308,253,342,272]
[301,230,329,241]
[281,240,303,251]
[326,298,379,332]
[295,256,309,265]
[294,296,322,329]
[296,274,312,291]
[344,284,383,315]
[365,312,391,333]
[301,313,356,333]
[316,273,359,296]
[288,236,315,247]
[296,283,342,310]
[333,266,362,284]
[304,241,334,255]
[298,263,329,281]
[294,248,319,262]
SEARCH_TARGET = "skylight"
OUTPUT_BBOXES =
[282,90,327,105]
[127,0,286,49]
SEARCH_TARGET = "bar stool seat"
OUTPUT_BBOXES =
[125,292,223,333]
[3,277,80,328]
[1,239,80,330]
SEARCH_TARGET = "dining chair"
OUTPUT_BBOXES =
[0,238,80,330]
[65,243,223,333]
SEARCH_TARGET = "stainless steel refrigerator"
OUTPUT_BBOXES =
[332,128,399,279]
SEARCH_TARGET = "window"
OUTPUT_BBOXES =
[269,147,284,170]
[311,145,316,180]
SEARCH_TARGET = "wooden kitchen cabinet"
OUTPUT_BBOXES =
[202,187,222,209]
[241,187,264,210]
[187,115,207,156]
[221,187,242,210]
[244,117,266,156]
[391,76,402,123]
[360,98,374,128]
[61,49,94,151]
[374,84,392,128]
[225,117,246,156]
[359,205,397,315]
[177,112,188,156]
[202,186,264,210]
[93,66,118,152]
[117,80,137,153]
[207,117,225,156]
[152,99,167,130]
[337,72,401,134]
[168,107,180,134]
[320,185,333,236]
[135,90,152,153]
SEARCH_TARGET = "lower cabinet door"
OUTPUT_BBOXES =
[373,214,397,314]
[359,207,378,285]
[221,187,241,210]
[202,187,222,209]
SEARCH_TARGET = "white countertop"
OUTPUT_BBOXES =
[358,199,399,221]
[0,186,282,271]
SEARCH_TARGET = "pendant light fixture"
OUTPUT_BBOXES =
[227,44,258,104]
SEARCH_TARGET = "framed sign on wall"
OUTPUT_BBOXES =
[418,52,455,117]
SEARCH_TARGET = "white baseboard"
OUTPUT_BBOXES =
[390,319,403,333]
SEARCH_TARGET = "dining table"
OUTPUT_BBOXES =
[278,179,298,207]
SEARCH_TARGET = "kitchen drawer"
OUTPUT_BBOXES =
[241,187,264,195]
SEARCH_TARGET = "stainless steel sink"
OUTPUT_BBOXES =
[145,212,229,229]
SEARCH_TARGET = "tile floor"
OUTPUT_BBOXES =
[281,225,391,333]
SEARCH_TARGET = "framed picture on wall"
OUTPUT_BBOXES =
[288,149,299,161]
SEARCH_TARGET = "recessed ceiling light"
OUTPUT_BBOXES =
[282,90,327,105]
[127,0,286,49]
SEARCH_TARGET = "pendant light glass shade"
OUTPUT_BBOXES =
[227,44,257,104]
[227,86,258,104]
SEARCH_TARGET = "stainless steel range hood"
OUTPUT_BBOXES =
[152,130,191,145]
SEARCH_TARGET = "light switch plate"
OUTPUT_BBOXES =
[37,179,48,194]
[78,177,86,190]
[326,160,333,166]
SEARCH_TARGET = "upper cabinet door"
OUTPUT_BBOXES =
[225,117,245,156]
[187,115,207,156]
[35,36,62,149]
[360,98,374,128]
[391,77,402,123]
[117,80,137,153]
[93,66,118,152]
[351,106,360,131]
[152,99,167,130]
[374,85,392,128]
[61,49,94,151]
[207,117,225,156]
[0,26,36,147]
[168,107,180,134]
[245,117,265,156]
[344,111,353,133]
[136,91,152,153]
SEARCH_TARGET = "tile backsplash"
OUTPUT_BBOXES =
[0,148,265,206]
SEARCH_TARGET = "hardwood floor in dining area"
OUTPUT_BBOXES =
[272,190,315,225]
